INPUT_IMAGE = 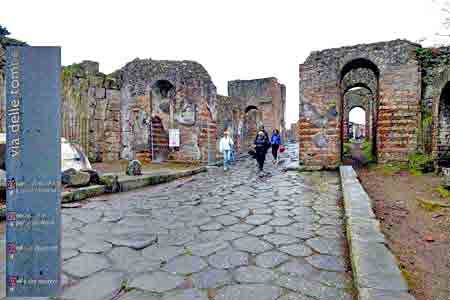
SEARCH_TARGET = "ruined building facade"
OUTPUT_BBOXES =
[298,39,423,169]
[227,78,286,149]
[0,40,286,164]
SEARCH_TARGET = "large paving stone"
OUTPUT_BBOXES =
[233,266,276,283]
[216,284,282,300]
[305,237,344,256]
[216,215,240,226]
[79,239,112,253]
[277,275,352,300]
[130,271,185,293]
[62,234,86,250]
[278,292,316,300]
[188,241,229,257]
[255,251,289,268]
[248,225,274,236]
[279,244,313,257]
[192,268,232,288]
[80,222,113,235]
[233,236,274,254]
[275,224,316,239]
[62,249,79,261]
[306,255,348,272]
[200,222,223,231]
[228,223,255,232]
[232,208,250,218]
[278,261,315,277]
[106,233,157,249]
[245,215,273,225]
[118,290,161,300]
[62,271,124,300]
[72,210,103,224]
[163,255,208,275]
[142,245,185,262]
[162,288,208,300]
[63,253,111,278]
[253,208,273,215]
[262,234,300,247]
[157,231,195,246]
[107,247,142,269]
[216,230,247,241]
[208,250,249,269]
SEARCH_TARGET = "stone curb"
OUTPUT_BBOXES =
[339,166,416,300]
[0,167,207,220]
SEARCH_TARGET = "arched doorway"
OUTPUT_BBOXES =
[437,82,450,167]
[340,59,379,165]
[148,116,169,162]
[243,105,260,150]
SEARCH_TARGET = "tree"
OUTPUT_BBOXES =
[0,25,10,37]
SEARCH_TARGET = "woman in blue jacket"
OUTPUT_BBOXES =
[271,129,281,163]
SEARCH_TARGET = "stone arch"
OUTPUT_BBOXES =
[339,58,380,162]
[243,105,261,150]
[245,105,258,113]
[348,106,367,140]
[432,69,450,162]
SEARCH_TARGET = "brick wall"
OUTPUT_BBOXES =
[299,39,421,169]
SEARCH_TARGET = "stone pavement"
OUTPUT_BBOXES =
[1,157,356,300]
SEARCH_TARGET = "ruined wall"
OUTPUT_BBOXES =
[418,47,450,163]
[228,77,286,135]
[299,39,421,168]
[216,95,243,155]
[116,58,218,162]
[61,61,121,162]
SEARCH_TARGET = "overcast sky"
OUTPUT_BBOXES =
[1,0,447,126]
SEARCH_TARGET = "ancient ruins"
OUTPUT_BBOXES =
[298,39,450,170]
[0,39,287,164]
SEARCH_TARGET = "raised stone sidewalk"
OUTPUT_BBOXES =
[0,167,207,220]
[340,166,415,300]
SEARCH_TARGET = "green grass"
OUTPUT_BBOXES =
[436,185,450,198]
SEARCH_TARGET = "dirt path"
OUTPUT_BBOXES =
[357,167,450,300]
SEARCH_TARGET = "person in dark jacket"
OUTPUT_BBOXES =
[254,130,270,172]
[271,129,281,163]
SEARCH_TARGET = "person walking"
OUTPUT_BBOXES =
[254,130,270,173]
[219,130,234,171]
[271,129,281,164]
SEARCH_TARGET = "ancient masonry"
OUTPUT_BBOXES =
[0,39,286,163]
[228,78,286,148]
[299,39,429,169]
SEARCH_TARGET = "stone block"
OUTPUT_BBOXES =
[358,288,415,300]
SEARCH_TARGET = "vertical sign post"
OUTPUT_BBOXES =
[5,46,61,298]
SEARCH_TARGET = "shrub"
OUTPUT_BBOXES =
[362,140,375,162]
[408,151,434,173]
[343,143,351,156]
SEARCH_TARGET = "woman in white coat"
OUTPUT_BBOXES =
[219,130,234,171]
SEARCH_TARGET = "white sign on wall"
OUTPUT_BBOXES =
[169,129,180,147]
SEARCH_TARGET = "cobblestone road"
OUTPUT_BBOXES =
[59,158,355,299]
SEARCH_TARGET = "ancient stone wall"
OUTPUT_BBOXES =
[299,39,421,168]
[116,58,218,162]
[61,61,121,162]
[228,77,286,136]
[216,95,243,155]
